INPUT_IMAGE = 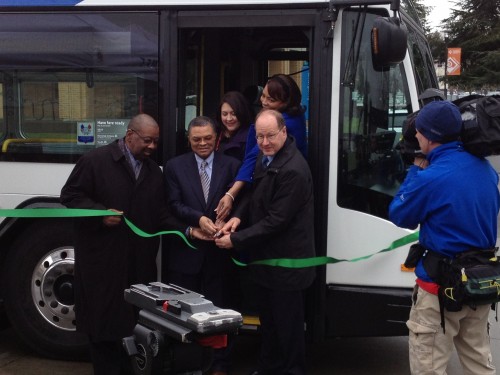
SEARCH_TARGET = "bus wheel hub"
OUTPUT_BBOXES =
[32,247,76,331]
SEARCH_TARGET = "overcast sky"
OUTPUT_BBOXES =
[421,0,453,30]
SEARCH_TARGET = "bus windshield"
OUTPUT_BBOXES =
[337,8,411,220]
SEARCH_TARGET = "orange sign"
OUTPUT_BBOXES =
[447,48,461,76]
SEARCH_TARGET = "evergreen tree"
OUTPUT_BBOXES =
[402,0,433,34]
[443,0,500,90]
[427,31,447,63]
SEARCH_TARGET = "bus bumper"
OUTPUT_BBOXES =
[325,285,412,337]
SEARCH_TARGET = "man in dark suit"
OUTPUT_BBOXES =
[215,109,315,375]
[61,114,187,375]
[163,115,241,375]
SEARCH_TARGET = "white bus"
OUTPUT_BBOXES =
[0,0,438,360]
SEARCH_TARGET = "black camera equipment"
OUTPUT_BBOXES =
[454,94,500,157]
[123,282,243,375]
[397,88,446,164]
[396,109,423,165]
[398,91,500,163]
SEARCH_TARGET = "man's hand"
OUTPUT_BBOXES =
[414,156,429,169]
[215,234,234,249]
[191,227,214,241]
[219,217,241,234]
[103,209,123,227]
[199,216,218,236]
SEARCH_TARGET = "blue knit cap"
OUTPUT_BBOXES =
[415,101,462,143]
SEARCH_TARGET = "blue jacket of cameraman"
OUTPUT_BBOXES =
[389,140,499,282]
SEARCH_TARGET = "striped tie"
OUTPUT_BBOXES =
[200,160,210,202]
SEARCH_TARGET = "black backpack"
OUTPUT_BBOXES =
[453,95,500,157]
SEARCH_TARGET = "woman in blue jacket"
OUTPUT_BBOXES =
[216,74,308,221]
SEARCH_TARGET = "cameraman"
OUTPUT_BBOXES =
[389,101,499,374]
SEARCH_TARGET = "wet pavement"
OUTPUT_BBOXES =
[2,311,500,374]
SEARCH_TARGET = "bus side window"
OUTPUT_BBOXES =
[0,12,159,164]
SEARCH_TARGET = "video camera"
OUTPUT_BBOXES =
[397,88,447,164]
[398,93,500,163]
[397,110,424,165]
[123,282,243,375]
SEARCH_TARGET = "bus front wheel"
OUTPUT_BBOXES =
[2,219,88,360]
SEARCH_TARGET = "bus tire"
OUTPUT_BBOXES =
[2,219,89,360]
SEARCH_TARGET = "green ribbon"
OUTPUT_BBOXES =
[0,208,195,249]
[0,208,418,268]
[233,231,419,268]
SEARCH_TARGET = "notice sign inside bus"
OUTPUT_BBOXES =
[77,122,95,145]
[95,119,129,147]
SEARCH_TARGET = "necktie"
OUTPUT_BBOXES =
[200,160,210,202]
[134,161,142,179]
[262,156,270,168]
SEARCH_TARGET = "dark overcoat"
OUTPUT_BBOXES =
[60,140,181,341]
[231,136,316,291]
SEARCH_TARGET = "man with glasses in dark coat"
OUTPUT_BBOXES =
[61,114,196,374]
[215,109,315,375]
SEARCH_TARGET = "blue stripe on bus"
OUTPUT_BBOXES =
[1,0,83,5]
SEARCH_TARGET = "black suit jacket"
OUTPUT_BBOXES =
[231,137,316,291]
[163,151,241,274]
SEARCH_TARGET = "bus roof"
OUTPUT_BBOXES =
[2,0,395,7]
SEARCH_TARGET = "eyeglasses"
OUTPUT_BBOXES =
[255,127,283,142]
[130,129,159,145]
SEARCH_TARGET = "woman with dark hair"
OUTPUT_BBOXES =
[215,74,308,221]
[215,91,253,161]
[255,74,307,156]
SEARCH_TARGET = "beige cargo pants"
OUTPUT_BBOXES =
[407,285,496,375]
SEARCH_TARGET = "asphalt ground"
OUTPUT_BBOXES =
[1,311,500,374]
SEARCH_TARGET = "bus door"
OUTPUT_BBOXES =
[160,6,334,338]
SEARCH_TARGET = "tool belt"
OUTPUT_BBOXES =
[407,244,500,332]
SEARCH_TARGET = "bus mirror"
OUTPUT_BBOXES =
[371,16,407,70]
